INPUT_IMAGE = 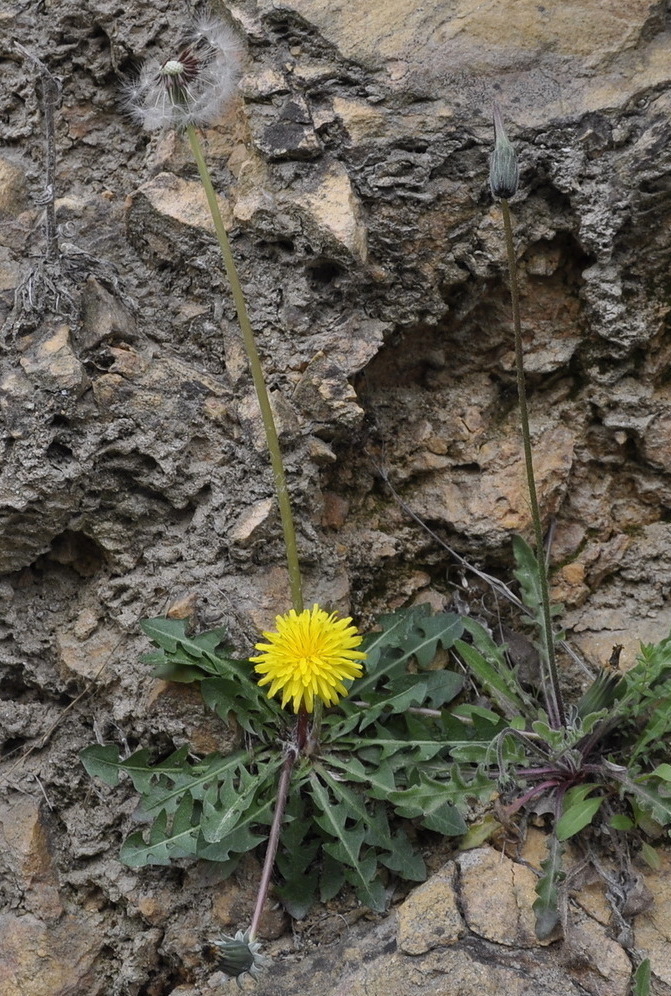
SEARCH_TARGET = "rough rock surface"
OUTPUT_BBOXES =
[1,0,671,993]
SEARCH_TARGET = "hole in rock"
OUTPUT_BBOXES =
[46,529,106,577]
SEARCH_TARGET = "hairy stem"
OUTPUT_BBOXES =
[186,124,303,614]
[500,199,565,728]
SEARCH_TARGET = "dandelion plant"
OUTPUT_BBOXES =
[80,34,671,989]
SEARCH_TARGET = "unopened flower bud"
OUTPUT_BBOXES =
[212,929,270,988]
[489,103,519,199]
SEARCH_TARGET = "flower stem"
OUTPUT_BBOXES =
[500,199,565,728]
[186,124,303,614]
[248,709,309,942]
[248,753,293,943]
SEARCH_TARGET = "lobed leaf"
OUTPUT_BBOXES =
[120,794,201,867]
[308,772,387,911]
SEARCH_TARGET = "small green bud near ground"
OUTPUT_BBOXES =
[490,103,519,199]
[212,930,270,988]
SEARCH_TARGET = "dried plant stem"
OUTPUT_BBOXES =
[40,70,59,261]
[186,124,303,614]
[500,199,565,728]
[14,44,60,261]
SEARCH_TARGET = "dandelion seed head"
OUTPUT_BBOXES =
[162,60,185,77]
[123,14,242,132]
[250,604,366,713]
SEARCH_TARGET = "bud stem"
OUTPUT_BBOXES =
[186,124,304,614]
[500,198,565,728]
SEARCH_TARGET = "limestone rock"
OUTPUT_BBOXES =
[248,94,323,160]
[4,1,671,992]
[635,851,671,988]
[286,161,367,263]
[19,324,89,396]
[457,845,541,948]
[55,623,120,681]
[0,911,105,996]
[255,0,668,122]
[0,154,29,217]
[126,172,232,263]
[249,848,636,996]
[78,276,137,352]
[0,796,63,921]
[228,496,275,547]
[396,863,464,954]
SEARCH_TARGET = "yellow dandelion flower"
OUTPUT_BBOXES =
[250,604,366,713]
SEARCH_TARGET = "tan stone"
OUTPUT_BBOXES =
[559,562,586,587]
[257,0,668,123]
[552,561,589,607]
[237,388,300,452]
[0,796,63,921]
[566,911,633,996]
[0,155,29,217]
[166,592,200,621]
[411,420,575,542]
[0,911,104,996]
[292,351,362,427]
[250,846,636,996]
[634,850,671,987]
[132,171,232,234]
[73,607,99,640]
[19,325,89,395]
[286,161,367,261]
[229,497,275,546]
[333,97,454,147]
[457,845,540,947]
[307,436,337,465]
[570,604,671,672]
[56,625,119,681]
[397,862,464,954]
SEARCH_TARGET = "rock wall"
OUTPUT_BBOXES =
[1,0,671,993]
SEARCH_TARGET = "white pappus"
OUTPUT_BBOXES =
[123,14,241,132]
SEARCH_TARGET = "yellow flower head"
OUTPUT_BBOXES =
[250,605,366,713]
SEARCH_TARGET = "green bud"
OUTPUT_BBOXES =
[490,103,519,199]
[212,929,271,988]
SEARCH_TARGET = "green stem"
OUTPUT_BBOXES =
[500,199,565,728]
[186,124,303,614]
